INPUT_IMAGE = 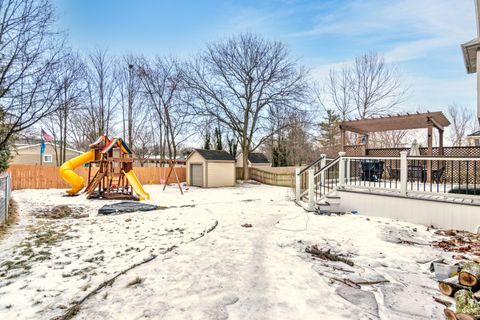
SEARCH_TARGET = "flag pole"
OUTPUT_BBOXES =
[40,129,44,166]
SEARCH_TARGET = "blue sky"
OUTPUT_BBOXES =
[55,0,477,114]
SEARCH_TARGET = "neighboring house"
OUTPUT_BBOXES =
[236,152,271,167]
[12,143,84,166]
[467,130,480,146]
[186,149,236,188]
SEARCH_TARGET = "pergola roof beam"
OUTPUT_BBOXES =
[339,111,450,134]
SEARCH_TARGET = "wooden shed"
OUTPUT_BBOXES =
[236,152,271,167]
[186,149,236,188]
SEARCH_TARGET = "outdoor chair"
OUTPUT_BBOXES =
[387,167,399,181]
[360,160,384,182]
[432,166,446,184]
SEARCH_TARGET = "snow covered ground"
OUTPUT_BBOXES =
[0,183,451,319]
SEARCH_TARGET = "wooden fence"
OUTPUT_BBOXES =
[249,167,295,187]
[6,165,186,190]
[236,167,245,180]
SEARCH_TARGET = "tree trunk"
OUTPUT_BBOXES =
[459,263,480,287]
[63,106,68,164]
[243,148,249,180]
[439,276,474,297]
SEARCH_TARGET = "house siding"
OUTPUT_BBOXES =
[207,162,235,187]
[12,144,83,166]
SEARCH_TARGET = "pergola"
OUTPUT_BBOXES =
[339,111,451,156]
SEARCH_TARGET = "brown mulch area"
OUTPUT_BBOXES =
[433,229,480,257]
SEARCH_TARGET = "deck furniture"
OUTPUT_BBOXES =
[360,160,384,182]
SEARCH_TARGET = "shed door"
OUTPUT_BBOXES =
[190,164,203,187]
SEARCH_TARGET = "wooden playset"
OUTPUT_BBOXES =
[59,135,150,200]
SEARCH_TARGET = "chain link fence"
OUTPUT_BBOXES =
[0,173,11,226]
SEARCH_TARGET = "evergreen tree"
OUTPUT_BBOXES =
[272,146,278,167]
[214,127,223,150]
[0,109,11,172]
[0,147,10,172]
[319,109,341,155]
[272,137,289,167]
[204,131,211,149]
[227,136,238,157]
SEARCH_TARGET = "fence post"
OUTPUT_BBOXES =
[295,168,301,202]
[308,168,315,211]
[400,151,408,197]
[338,152,346,186]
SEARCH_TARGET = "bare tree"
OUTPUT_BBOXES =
[137,57,193,162]
[184,33,309,179]
[448,104,474,146]
[370,130,409,148]
[325,53,405,121]
[326,67,353,120]
[43,51,86,164]
[115,54,143,147]
[322,52,406,146]
[351,53,406,119]
[84,48,117,138]
[0,0,64,150]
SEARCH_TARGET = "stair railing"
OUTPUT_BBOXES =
[296,153,344,210]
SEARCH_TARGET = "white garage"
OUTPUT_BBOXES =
[186,149,236,188]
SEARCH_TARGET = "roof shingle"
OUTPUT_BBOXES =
[248,153,270,164]
[194,149,235,161]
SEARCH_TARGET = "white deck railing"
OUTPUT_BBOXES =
[296,151,480,209]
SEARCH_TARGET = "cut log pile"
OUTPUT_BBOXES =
[436,262,480,320]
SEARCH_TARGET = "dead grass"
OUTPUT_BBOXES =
[0,199,19,240]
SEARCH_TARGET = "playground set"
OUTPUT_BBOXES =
[59,135,150,200]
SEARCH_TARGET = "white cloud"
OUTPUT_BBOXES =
[291,0,476,63]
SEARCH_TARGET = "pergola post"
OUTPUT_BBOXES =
[439,129,444,156]
[364,134,369,156]
[426,122,433,183]
[340,128,346,152]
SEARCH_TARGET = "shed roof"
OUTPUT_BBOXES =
[339,111,450,134]
[248,153,270,164]
[193,149,235,161]
[468,130,480,137]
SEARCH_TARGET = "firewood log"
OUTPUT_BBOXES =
[459,263,480,287]
[456,313,480,320]
[440,276,476,297]
[443,308,457,320]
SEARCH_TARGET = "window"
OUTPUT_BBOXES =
[43,154,53,163]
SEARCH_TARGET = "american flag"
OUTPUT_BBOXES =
[41,129,54,142]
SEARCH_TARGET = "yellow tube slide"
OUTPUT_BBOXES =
[123,170,150,200]
[59,149,95,195]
